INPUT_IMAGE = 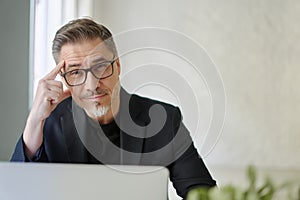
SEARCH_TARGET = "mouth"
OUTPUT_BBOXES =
[84,93,108,101]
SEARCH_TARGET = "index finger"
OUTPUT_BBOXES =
[43,60,65,80]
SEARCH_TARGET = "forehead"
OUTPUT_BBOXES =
[59,38,113,64]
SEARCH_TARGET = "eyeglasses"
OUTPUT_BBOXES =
[61,56,116,86]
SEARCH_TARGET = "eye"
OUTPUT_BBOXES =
[93,63,109,72]
[68,69,84,77]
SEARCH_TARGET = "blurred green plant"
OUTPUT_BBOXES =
[186,166,300,200]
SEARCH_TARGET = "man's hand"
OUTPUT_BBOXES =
[30,60,70,122]
[23,61,71,158]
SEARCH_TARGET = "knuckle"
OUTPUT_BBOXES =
[39,79,49,88]
[57,81,63,88]
[38,79,45,85]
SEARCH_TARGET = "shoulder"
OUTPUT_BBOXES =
[130,93,179,112]
[120,87,175,110]
[126,92,183,123]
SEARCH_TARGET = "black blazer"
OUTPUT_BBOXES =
[11,88,216,198]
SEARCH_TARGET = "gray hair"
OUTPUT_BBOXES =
[52,18,118,63]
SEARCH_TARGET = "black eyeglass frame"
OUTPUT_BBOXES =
[61,56,116,87]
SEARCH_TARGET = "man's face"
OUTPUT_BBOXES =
[59,38,121,123]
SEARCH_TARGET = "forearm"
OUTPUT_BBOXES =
[169,145,216,198]
[22,115,45,159]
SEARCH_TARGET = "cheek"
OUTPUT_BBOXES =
[101,78,117,91]
[112,78,120,93]
[70,87,83,100]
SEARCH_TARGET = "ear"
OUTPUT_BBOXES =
[115,58,121,75]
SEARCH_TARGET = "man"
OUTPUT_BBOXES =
[11,18,216,198]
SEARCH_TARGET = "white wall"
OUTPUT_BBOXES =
[92,0,300,170]
[0,0,30,161]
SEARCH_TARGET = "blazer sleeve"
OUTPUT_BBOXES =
[10,135,48,162]
[168,107,216,198]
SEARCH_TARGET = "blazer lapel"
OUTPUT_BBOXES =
[119,89,145,165]
[60,102,89,163]
[119,121,145,165]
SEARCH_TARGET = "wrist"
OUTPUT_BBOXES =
[23,119,45,159]
[26,111,46,126]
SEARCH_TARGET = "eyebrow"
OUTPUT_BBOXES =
[66,63,81,69]
[65,56,114,70]
[91,57,109,64]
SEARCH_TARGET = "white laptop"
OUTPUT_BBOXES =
[0,162,169,200]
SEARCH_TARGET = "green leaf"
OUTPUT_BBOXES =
[257,178,275,200]
[247,165,257,191]
[186,166,300,200]
[208,185,236,200]
[186,187,209,200]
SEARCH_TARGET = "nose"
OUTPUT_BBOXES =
[84,71,100,90]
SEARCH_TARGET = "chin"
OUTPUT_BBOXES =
[87,106,109,118]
